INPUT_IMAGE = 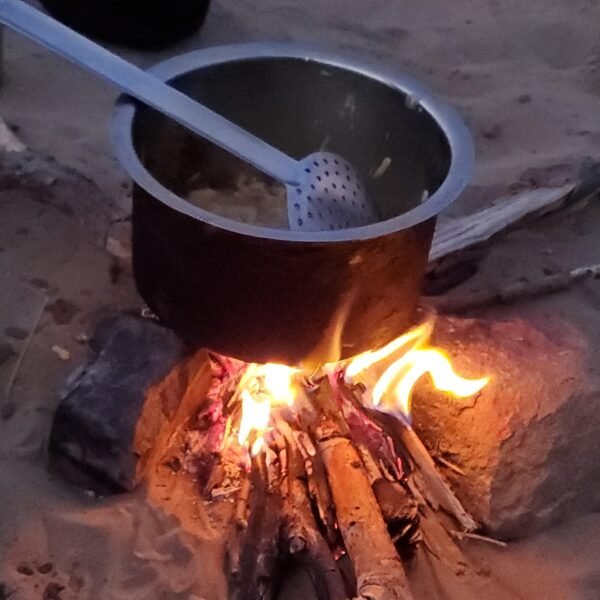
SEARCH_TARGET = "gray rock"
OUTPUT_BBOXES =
[49,314,191,492]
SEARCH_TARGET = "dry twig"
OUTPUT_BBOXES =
[429,263,600,313]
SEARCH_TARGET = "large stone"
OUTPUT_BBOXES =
[49,314,204,492]
[412,315,600,539]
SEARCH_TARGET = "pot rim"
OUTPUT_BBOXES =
[111,42,474,243]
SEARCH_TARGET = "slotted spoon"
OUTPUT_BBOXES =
[0,0,378,232]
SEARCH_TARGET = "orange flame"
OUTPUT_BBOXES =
[236,363,298,455]
[346,320,489,418]
[235,320,489,456]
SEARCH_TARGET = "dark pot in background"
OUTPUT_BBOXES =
[38,0,212,49]
[112,44,473,364]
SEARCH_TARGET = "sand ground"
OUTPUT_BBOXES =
[1,0,600,598]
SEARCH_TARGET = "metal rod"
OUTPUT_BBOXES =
[0,0,300,185]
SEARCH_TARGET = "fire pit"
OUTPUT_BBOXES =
[112,43,473,364]
[50,43,494,600]
[51,314,491,600]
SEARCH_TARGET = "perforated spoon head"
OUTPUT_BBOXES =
[287,152,378,232]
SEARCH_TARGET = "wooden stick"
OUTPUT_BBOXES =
[356,443,382,484]
[429,262,600,313]
[275,414,337,544]
[318,435,414,600]
[372,478,418,528]
[435,456,466,476]
[231,453,281,600]
[308,380,414,600]
[429,184,575,263]
[452,531,508,548]
[418,505,470,574]
[280,434,347,600]
[369,410,478,532]
[235,472,251,524]
[227,470,251,580]
[4,290,46,403]
[340,378,465,526]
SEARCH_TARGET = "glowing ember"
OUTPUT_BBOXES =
[347,319,489,418]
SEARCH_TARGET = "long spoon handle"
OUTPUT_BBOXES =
[0,0,300,184]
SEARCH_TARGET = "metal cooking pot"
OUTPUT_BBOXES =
[39,0,212,49]
[112,43,473,365]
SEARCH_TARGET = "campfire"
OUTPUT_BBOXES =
[146,316,489,600]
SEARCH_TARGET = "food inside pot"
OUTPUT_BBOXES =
[186,173,289,228]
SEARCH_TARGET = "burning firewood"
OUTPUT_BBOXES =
[233,451,281,600]
[279,428,347,600]
[138,316,497,599]
[306,379,414,600]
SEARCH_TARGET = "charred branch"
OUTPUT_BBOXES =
[280,432,347,600]
[228,453,281,600]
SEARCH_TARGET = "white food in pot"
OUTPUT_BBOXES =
[187,174,288,228]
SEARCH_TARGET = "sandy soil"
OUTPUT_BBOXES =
[2,0,600,213]
[1,0,600,598]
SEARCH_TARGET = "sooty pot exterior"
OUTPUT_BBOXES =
[113,44,473,364]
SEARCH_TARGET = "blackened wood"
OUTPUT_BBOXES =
[233,454,281,600]
[280,436,346,600]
